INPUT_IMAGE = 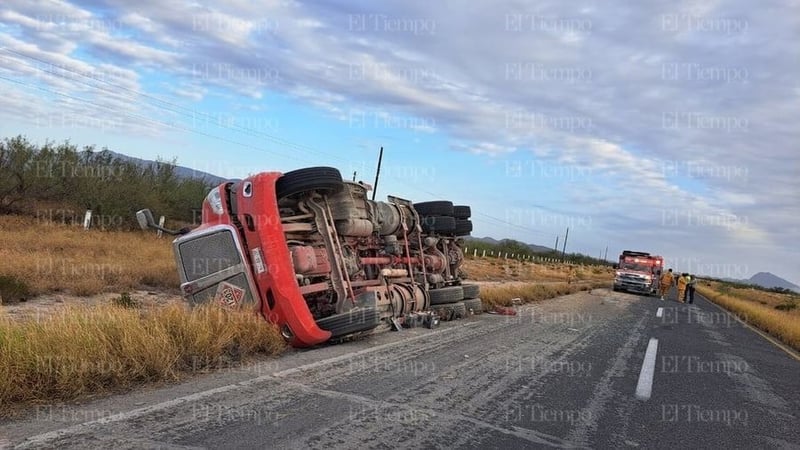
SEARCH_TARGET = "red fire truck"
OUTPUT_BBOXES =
[137,166,480,348]
[612,250,663,295]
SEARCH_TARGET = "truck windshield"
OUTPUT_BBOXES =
[620,263,652,273]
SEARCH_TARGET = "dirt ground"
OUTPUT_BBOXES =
[1,290,183,321]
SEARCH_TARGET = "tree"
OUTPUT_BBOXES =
[0,135,213,229]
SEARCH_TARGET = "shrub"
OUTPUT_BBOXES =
[0,275,30,304]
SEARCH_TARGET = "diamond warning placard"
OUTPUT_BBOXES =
[214,281,245,308]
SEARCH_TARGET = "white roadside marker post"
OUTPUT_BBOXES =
[83,210,92,230]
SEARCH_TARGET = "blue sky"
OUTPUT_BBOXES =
[0,0,798,285]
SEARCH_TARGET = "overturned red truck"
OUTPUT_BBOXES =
[137,166,480,347]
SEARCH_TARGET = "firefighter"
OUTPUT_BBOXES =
[686,274,697,304]
[659,268,674,300]
[676,273,689,303]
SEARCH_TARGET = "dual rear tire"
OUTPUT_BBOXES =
[414,201,473,236]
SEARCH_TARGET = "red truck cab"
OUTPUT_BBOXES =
[138,166,480,348]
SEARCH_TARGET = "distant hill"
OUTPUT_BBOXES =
[722,272,800,292]
[527,242,556,254]
[466,236,555,255]
[103,150,233,185]
[748,272,800,292]
[469,236,500,246]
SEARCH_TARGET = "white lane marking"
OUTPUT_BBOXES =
[656,307,664,318]
[17,323,478,448]
[635,338,659,401]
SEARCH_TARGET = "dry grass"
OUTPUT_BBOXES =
[697,284,800,352]
[709,282,797,309]
[0,303,285,418]
[0,215,177,300]
[463,258,613,284]
[480,281,608,309]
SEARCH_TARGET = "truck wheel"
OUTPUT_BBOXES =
[430,301,467,320]
[463,298,483,315]
[429,286,464,305]
[453,205,471,219]
[430,304,454,321]
[454,219,473,236]
[413,201,454,216]
[461,283,480,299]
[276,166,344,200]
[316,307,381,339]
[421,216,456,234]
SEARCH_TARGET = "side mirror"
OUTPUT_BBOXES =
[135,209,190,236]
[136,209,156,230]
[612,264,619,269]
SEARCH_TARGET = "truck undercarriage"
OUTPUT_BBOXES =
[138,166,479,347]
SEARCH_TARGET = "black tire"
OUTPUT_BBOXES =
[450,301,467,319]
[461,283,480,299]
[430,304,455,321]
[276,166,344,200]
[421,215,456,234]
[463,298,483,315]
[428,286,464,305]
[430,301,467,321]
[413,201,454,216]
[453,205,471,219]
[316,307,380,339]
[454,219,473,236]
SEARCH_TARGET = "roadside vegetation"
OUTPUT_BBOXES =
[480,282,608,309]
[0,215,176,300]
[463,237,613,267]
[0,303,285,418]
[463,257,613,284]
[697,281,800,352]
[0,135,210,229]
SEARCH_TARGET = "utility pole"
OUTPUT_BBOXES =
[554,236,559,252]
[352,171,357,182]
[561,227,569,262]
[371,146,384,201]
[604,246,608,262]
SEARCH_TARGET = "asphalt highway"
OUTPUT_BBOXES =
[2,287,798,449]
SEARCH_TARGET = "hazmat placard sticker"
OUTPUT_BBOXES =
[215,281,245,308]
[251,247,266,274]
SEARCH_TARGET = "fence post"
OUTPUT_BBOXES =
[83,210,92,230]
[157,216,165,239]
